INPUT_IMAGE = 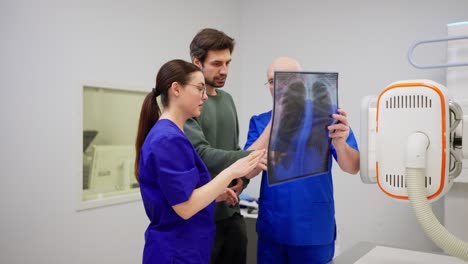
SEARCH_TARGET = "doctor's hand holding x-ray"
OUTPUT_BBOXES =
[328,108,360,174]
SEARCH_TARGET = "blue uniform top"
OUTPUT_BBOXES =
[139,119,215,263]
[244,110,358,246]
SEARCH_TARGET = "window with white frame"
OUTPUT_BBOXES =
[80,85,146,210]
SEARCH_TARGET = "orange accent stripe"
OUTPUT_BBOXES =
[375,81,446,200]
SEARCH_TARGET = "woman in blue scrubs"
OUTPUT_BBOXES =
[134,59,264,264]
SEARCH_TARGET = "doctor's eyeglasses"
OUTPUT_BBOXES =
[187,83,207,96]
[264,79,274,87]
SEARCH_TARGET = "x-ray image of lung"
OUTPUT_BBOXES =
[267,71,338,185]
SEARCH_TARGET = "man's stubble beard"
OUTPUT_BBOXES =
[205,78,226,89]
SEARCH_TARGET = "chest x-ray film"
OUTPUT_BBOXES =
[268,71,338,185]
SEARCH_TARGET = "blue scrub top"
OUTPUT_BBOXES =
[245,111,359,246]
[139,119,215,263]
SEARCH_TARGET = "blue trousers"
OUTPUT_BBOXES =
[257,235,335,264]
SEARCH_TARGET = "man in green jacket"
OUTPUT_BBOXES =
[184,28,268,264]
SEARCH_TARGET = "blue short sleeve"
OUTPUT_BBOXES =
[153,135,199,206]
[244,111,271,150]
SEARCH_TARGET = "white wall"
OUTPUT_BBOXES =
[1,0,467,263]
[0,1,239,263]
[237,0,468,255]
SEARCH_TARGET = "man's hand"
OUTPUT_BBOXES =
[328,108,350,149]
[229,178,244,196]
[327,108,360,174]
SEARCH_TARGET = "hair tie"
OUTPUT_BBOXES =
[152,88,161,97]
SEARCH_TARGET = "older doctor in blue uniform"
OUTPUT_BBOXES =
[244,57,360,264]
[135,59,265,264]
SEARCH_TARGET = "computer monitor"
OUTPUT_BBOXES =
[83,130,98,152]
[88,145,136,193]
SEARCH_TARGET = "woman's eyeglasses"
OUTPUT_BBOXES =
[187,83,207,96]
